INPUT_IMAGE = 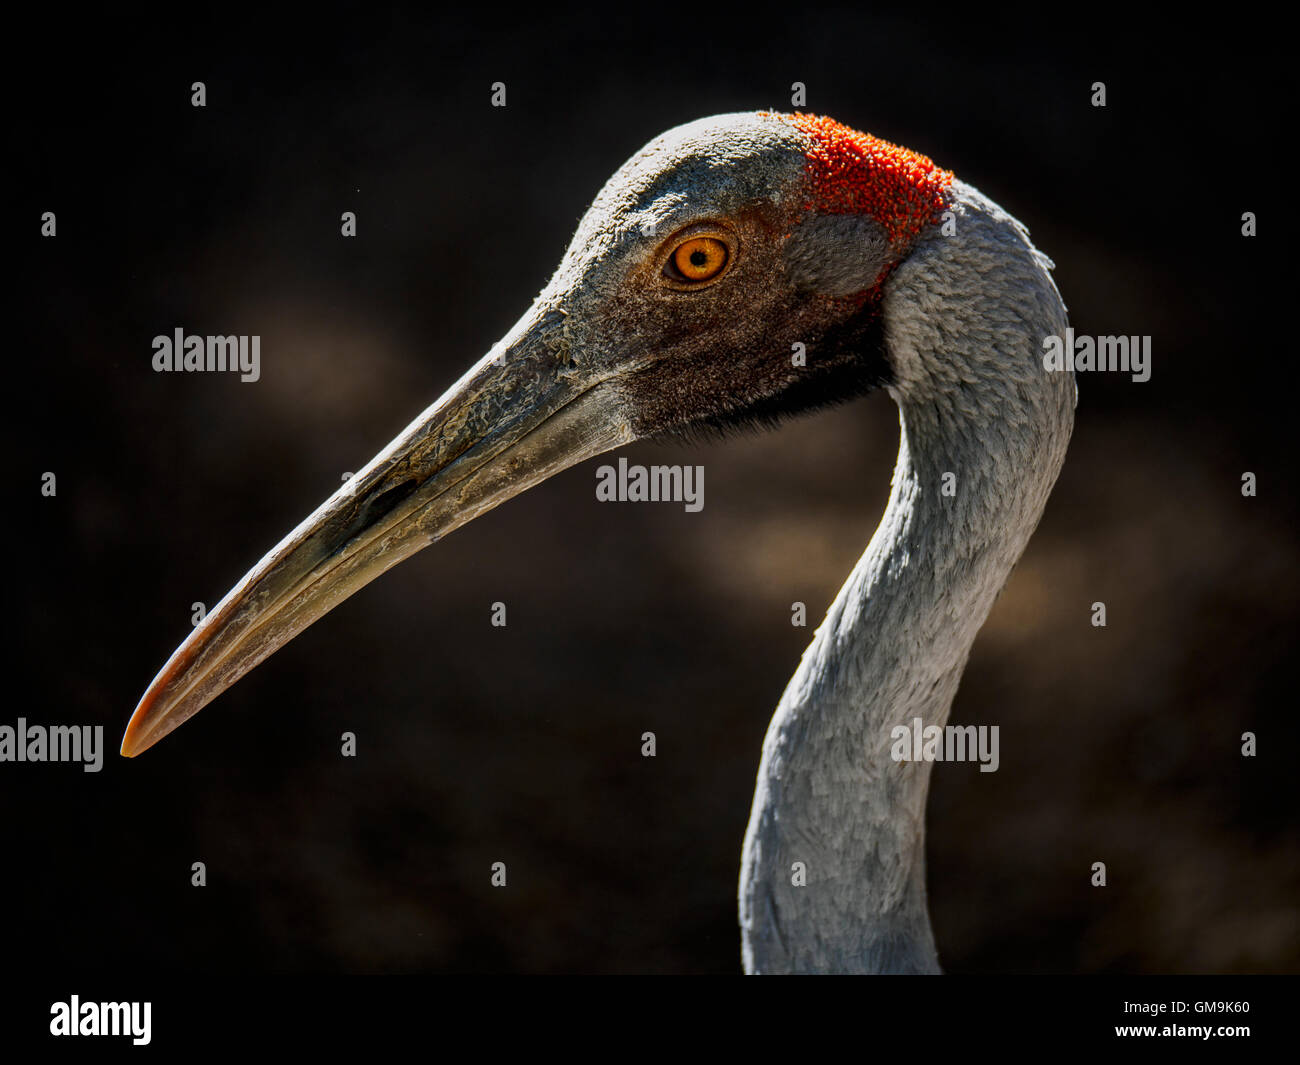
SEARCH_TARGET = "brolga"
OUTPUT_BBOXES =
[123,112,1074,974]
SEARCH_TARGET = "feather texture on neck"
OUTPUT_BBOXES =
[739,181,1075,974]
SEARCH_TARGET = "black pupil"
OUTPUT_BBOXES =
[689,249,708,268]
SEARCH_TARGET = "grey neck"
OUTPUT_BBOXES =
[739,182,1075,973]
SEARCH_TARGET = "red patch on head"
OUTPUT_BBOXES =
[771,112,953,248]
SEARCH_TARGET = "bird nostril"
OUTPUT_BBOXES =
[360,479,418,528]
[335,479,419,553]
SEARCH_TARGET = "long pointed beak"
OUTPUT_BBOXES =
[122,306,631,757]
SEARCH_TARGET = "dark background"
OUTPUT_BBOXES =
[9,7,1296,973]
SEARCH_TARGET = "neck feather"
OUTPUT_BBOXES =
[739,182,1075,973]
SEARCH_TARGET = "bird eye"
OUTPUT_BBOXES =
[665,236,729,284]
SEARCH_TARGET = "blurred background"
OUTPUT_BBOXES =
[9,7,1296,973]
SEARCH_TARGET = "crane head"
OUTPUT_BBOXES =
[122,112,954,756]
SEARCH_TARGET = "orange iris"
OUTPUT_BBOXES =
[671,237,728,282]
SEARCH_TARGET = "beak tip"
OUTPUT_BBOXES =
[121,695,161,758]
[120,722,144,758]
